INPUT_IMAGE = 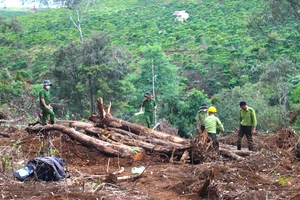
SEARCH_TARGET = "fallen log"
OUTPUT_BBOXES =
[219,148,245,160]
[231,150,251,157]
[108,127,190,149]
[0,132,10,137]
[57,120,95,129]
[88,98,189,145]
[25,124,142,158]
[85,127,188,154]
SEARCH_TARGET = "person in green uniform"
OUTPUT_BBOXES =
[139,92,157,128]
[237,100,257,151]
[195,103,208,132]
[204,106,224,149]
[39,80,55,125]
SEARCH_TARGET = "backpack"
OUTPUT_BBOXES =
[14,157,66,182]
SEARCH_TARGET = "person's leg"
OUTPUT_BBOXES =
[149,112,154,128]
[41,108,55,125]
[245,127,254,151]
[49,110,55,124]
[41,108,48,125]
[208,133,219,149]
[237,126,245,150]
[200,125,205,133]
[144,113,151,128]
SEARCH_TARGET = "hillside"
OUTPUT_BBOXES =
[0,0,300,136]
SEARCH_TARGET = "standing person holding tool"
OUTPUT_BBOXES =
[39,80,55,125]
[237,100,257,151]
[139,92,157,128]
[204,106,224,150]
[195,103,208,133]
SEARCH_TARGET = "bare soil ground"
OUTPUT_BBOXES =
[1,125,300,200]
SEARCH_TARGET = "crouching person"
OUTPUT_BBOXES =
[204,106,224,150]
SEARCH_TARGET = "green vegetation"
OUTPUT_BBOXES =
[1,0,300,136]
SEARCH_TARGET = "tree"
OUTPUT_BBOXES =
[53,32,132,118]
[20,0,95,42]
[126,45,183,126]
[248,0,300,50]
[63,0,95,43]
[260,57,296,126]
[175,89,209,137]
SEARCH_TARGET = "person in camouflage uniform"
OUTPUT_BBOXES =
[39,80,55,125]
[139,92,157,128]
[195,103,208,132]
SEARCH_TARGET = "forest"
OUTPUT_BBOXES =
[0,0,300,136]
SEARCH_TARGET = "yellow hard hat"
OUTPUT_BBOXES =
[208,106,217,113]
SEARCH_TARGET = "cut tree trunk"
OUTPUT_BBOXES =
[85,127,189,155]
[88,98,189,146]
[25,124,140,157]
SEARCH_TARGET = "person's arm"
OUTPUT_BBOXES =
[153,99,157,110]
[41,98,51,109]
[196,120,199,129]
[217,118,225,132]
[195,113,199,129]
[251,108,257,134]
[139,101,144,112]
[40,91,51,109]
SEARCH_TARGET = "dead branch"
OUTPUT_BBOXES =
[0,132,10,137]
[198,169,214,197]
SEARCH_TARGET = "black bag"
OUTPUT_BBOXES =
[14,157,66,182]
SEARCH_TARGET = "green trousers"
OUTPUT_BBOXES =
[41,107,55,125]
[144,112,154,128]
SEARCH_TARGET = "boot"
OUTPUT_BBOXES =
[248,145,254,151]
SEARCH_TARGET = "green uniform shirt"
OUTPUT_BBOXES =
[240,107,257,127]
[39,89,50,108]
[142,99,156,113]
[204,114,224,134]
[195,111,208,126]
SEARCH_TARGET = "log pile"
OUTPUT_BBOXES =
[25,97,250,162]
[26,98,190,159]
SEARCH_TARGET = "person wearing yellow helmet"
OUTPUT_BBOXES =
[204,106,224,149]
